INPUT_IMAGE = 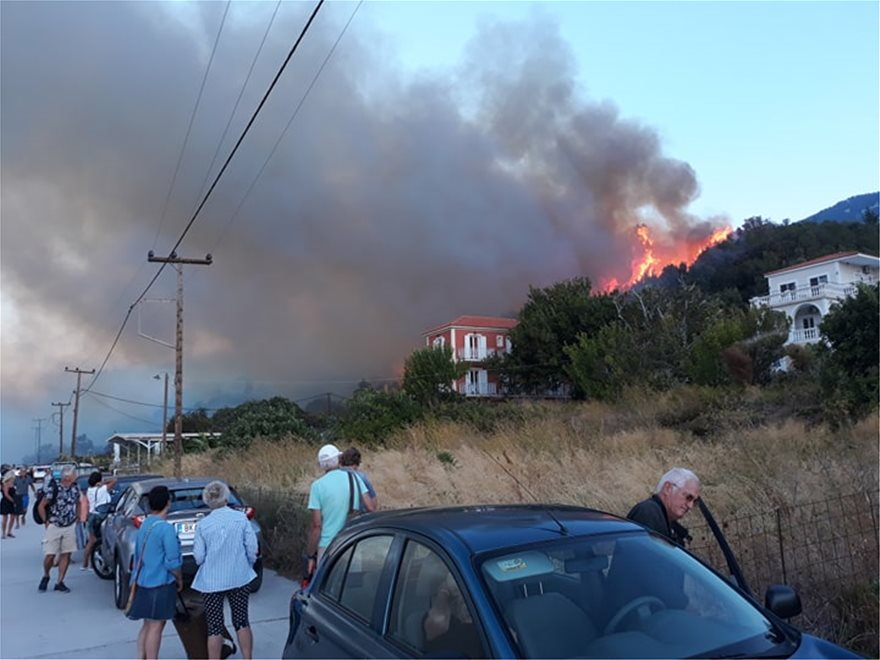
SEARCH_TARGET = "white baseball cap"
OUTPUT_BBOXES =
[317,444,341,468]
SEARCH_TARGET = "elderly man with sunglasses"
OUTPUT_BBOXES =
[627,467,700,547]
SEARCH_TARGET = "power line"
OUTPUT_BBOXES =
[87,390,221,412]
[151,0,232,252]
[87,394,158,426]
[193,0,283,207]
[82,0,327,395]
[210,0,362,255]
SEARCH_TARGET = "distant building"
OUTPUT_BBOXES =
[105,432,220,467]
[423,315,517,396]
[750,251,879,344]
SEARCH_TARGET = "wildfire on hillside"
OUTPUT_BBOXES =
[599,223,733,292]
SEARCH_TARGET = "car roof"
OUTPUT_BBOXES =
[131,476,226,491]
[342,504,645,555]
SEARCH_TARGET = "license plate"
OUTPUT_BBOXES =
[176,521,197,535]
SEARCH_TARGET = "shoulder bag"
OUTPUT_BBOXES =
[346,471,362,522]
[125,520,160,615]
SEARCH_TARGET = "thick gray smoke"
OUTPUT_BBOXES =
[1,3,723,422]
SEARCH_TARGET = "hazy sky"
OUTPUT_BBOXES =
[2,1,877,463]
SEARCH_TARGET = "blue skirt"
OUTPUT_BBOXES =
[126,583,177,621]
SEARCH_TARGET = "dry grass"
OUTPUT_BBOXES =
[151,397,878,653]
[161,398,878,521]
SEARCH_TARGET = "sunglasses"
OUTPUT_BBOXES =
[673,484,700,503]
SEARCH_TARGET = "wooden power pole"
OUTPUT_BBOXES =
[147,251,212,477]
[51,401,71,457]
[65,367,95,459]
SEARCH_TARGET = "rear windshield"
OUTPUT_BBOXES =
[138,486,242,513]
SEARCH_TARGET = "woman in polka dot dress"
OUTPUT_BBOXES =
[192,481,258,660]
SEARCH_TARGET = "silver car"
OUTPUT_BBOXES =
[100,477,264,610]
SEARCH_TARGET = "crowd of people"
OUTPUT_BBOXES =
[14,448,701,660]
[1,465,36,538]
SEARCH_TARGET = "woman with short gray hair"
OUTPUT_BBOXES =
[193,480,258,660]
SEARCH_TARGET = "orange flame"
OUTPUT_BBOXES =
[599,223,732,292]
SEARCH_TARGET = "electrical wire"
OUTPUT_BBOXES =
[193,0,283,207]
[151,0,232,252]
[87,393,158,426]
[81,0,326,395]
[210,0,362,255]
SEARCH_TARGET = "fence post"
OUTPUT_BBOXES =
[775,507,788,584]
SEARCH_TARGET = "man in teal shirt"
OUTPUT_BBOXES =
[306,444,374,576]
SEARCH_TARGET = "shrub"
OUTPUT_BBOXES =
[338,385,423,446]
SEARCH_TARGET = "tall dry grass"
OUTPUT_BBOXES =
[166,396,878,521]
[157,396,878,654]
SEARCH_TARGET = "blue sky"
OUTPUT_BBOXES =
[368,0,879,222]
[1,0,877,464]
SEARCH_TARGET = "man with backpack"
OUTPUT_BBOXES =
[37,465,81,593]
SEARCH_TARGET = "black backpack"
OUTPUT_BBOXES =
[33,480,59,525]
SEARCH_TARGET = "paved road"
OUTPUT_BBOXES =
[0,508,295,658]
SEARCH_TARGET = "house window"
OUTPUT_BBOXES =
[779,282,797,293]
[808,275,828,287]
[495,335,504,348]
[432,336,445,349]
[802,317,815,329]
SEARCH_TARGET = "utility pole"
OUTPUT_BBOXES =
[147,251,212,477]
[33,418,47,463]
[65,367,95,460]
[153,373,169,466]
[51,401,70,457]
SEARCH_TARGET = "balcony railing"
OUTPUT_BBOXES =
[463,381,499,396]
[789,327,820,344]
[750,282,856,308]
[457,347,508,361]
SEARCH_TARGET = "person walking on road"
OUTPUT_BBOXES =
[306,444,374,577]
[82,471,115,571]
[126,485,183,660]
[627,467,701,547]
[37,465,81,592]
[193,480,258,660]
[340,447,378,512]
[1,470,17,538]
[14,466,35,528]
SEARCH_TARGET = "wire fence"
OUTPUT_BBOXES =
[239,486,879,655]
[687,490,878,653]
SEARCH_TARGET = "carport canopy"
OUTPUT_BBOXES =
[106,432,220,466]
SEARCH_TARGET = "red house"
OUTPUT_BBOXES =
[423,315,517,396]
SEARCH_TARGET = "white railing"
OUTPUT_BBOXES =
[464,381,499,396]
[789,328,820,344]
[751,282,857,308]
[457,347,505,361]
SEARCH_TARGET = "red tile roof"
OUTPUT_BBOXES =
[766,251,860,276]
[424,315,518,336]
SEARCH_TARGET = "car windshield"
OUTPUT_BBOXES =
[480,533,790,659]
[138,486,242,514]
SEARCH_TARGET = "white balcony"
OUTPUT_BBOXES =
[463,381,499,396]
[751,283,856,308]
[457,347,504,361]
[789,327,821,344]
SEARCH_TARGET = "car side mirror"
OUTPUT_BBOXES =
[764,585,801,619]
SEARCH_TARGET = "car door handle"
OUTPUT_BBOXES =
[305,625,319,642]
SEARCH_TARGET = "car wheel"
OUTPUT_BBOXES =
[248,560,263,593]
[114,555,130,610]
[92,545,113,580]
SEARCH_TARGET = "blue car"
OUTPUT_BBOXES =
[283,504,858,659]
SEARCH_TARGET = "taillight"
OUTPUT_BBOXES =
[244,506,256,520]
[132,515,145,528]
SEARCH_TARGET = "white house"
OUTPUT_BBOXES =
[750,251,879,344]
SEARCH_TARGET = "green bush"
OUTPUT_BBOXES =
[338,385,423,446]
